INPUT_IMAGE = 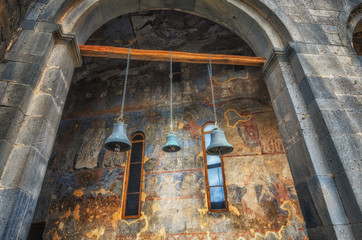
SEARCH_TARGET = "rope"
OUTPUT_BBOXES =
[120,48,131,121]
[169,50,173,132]
[208,53,218,127]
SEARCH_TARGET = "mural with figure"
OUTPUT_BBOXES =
[32,10,308,240]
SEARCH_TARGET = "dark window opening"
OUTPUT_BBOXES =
[122,132,145,218]
[353,20,362,55]
[202,122,229,212]
[27,222,46,240]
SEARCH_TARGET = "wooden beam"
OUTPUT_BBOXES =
[79,45,266,67]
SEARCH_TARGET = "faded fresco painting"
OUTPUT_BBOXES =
[33,11,309,240]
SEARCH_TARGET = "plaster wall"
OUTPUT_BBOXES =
[33,30,308,239]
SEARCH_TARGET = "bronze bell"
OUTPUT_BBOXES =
[206,127,233,155]
[162,133,181,152]
[104,120,131,152]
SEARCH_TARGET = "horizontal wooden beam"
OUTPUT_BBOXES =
[79,45,266,67]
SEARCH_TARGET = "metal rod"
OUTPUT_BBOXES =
[120,48,131,120]
[169,50,173,132]
[208,53,218,127]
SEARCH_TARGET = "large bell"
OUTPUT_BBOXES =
[104,121,131,152]
[162,133,181,152]
[206,127,233,155]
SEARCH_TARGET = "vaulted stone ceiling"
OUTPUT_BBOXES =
[65,10,266,119]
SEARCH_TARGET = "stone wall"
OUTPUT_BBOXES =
[0,0,33,61]
[33,14,308,239]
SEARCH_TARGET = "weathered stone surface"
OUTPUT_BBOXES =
[0,140,12,178]
[0,81,7,98]
[38,67,69,108]
[0,61,39,88]
[334,171,362,224]
[15,116,57,159]
[10,30,53,57]
[0,146,47,197]
[0,106,25,144]
[0,82,33,113]
[0,0,32,61]
[0,189,37,240]
[307,175,348,226]
[47,44,75,86]
[26,93,62,127]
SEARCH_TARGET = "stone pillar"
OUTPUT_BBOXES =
[262,43,361,240]
[0,21,81,239]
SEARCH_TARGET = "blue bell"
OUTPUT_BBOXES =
[104,121,131,152]
[206,127,233,155]
[162,133,181,152]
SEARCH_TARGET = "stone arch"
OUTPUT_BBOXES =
[49,0,304,57]
[0,1,360,240]
[339,1,362,52]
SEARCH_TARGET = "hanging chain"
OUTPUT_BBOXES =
[169,50,174,133]
[120,48,131,121]
[208,53,218,127]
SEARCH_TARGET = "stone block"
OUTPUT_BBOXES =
[0,145,47,197]
[327,133,362,172]
[308,175,348,226]
[294,181,322,228]
[285,139,313,185]
[334,171,362,224]
[37,0,67,22]
[66,2,103,44]
[38,67,69,108]
[0,140,12,178]
[34,22,58,33]
[26,93,62,127]
[312,110,357,138]
[289,53,306,84]
[263,61,285,101]
[338,95,362,111]
[10,30,53,58]
[0,107,25,144]
[299,76,335,107]
[346,111,362,133]
[140,0,174,10]
[47,44,75,85]
[0,81,7,98]
[15,116,57,159]
[307,98,344,118]
[351,223,362,239]
[20,19,37,30]
[296,23,330,44]
[312,0,342,11]
[326,33,342,45]
[289,42,319,55]
[0,83,33,113]
[299,133,330,176]
[0,61,39,88]
[297,54,347,78]
[333,224,356,240]
[271,85,296,123]
[98,0,140,25]
[306,226,338,240]
[0,188,37,240]
[24,2,45,20]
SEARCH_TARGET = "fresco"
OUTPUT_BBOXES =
[33,10,308,240]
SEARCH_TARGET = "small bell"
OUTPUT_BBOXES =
[206,127,233,155]
[104,121,131,152]
[162,133,181,152]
